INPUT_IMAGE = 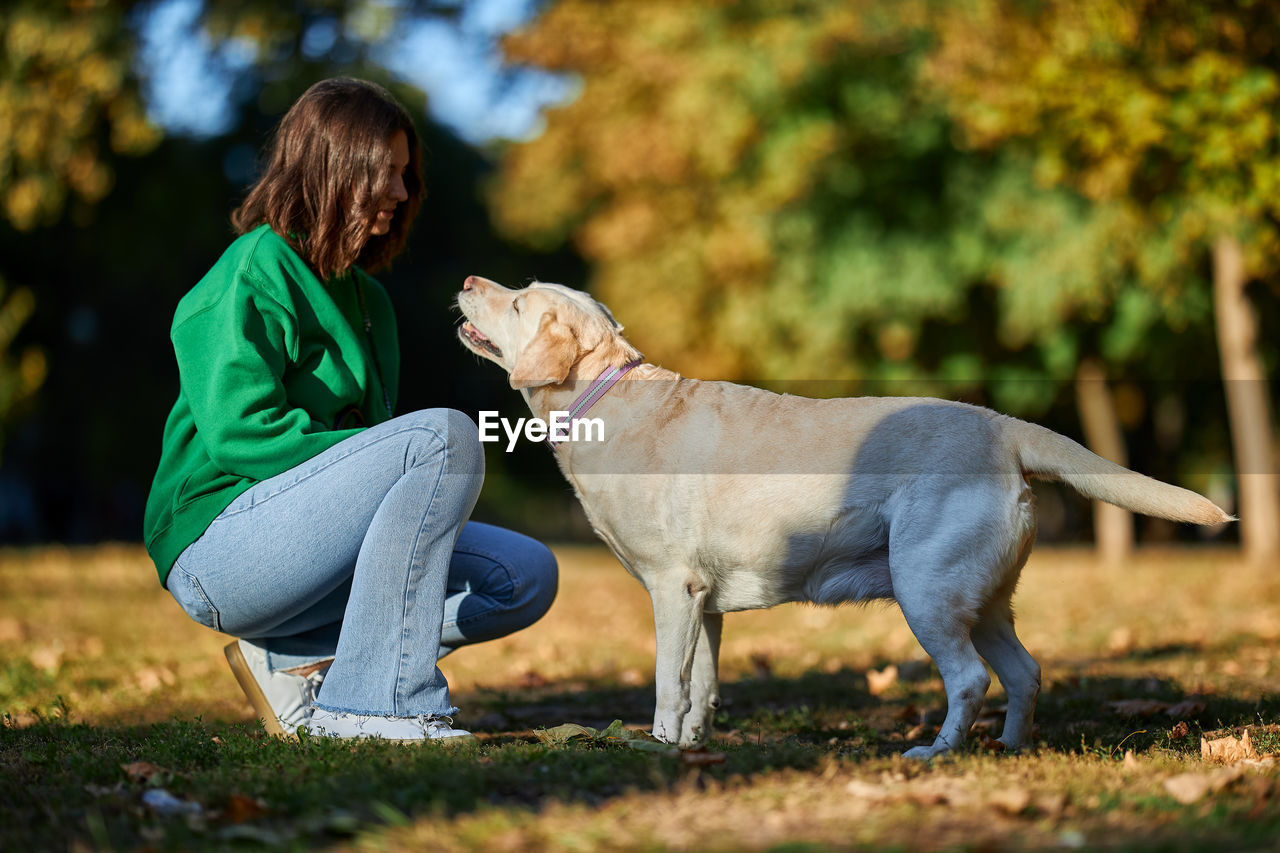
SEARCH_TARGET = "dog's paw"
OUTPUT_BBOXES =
[678,722,706,746]
[651,720,680,744]
[902,744,946,761]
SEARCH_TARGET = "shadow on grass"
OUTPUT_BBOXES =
[4,641,1277,851]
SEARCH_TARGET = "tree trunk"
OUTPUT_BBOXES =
[1213,233,1280,564]
[1075,358,1133,564]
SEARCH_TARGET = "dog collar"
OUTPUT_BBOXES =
[550,357,644,449]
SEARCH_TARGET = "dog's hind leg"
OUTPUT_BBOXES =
[681,611,723,745]
[649,573,710,746]
[894,583,990,760]
[971,600,1040,751]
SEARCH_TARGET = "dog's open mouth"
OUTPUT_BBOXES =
[458,322,503,358]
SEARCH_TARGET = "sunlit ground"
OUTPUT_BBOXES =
[3,543,1279,850]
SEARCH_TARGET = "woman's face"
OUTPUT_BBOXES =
[367,129,410,238]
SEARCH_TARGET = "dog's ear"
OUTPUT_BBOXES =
[510,312,579,389]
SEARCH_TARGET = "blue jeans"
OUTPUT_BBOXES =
[167,409,558,717]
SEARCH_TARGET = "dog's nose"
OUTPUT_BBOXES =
[463,275,481,291]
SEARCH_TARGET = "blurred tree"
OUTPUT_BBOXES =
[490,0,1233,551]
[0,1,160,231]
[0,278,45,461]
[928,0,1279,561]
[0,0,158,455]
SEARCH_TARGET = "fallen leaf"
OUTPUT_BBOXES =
[533,723,597,746]
[224,793,269,823]
[846,778,890,801]
[989,786,1031,815]
[1123,750,1141,770]
[29,646,63,673]
[1034,792,1067,818]
[1170,721,1191,741]
[1107,627,1135,654]
[895,703,922,722]
[121,761,167,785]
[679,748,726,766]
[619,668,645,686]
[533,720,674,753]
[0,617,25,643]
[905,723,934,741]
[1202,729,1258,764]
[907,777,979,808]
[134,666,177,693]
[866,664,898,696]
[1163,766,1246,804]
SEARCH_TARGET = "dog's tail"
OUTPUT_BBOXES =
[1007,418,1233,525]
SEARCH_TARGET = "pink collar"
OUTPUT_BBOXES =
[550,358,643,448]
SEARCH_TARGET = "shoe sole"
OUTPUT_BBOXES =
[224,641,291,739]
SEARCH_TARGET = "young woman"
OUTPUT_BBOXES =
[144,78,557,742]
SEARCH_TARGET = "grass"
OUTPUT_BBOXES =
[2,543,1279,850]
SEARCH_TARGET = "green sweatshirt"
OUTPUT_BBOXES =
[144,224,400,585]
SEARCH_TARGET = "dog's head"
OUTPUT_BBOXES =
[456,276,640,389]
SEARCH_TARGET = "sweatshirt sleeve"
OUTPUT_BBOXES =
[171,274,355,480]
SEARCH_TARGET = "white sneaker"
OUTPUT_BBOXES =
[224,640,328,737]
[306,708,474,743]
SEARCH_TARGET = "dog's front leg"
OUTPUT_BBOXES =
[680,611,723,745]
[649,574,709,746]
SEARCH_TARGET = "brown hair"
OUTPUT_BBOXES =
[232,77,424,279]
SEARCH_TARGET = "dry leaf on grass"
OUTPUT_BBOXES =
[865,664,898,696]
[29,646,63,673]
[905,723,935,741]
[845,775,1034,818]
[0,617,25,643]
[1107,627,1135,654]
[1034,792,1068,819]
[533,720,674,753]
[1170,721,1191,741]
[895,703,922,722]
[846,778,891,801]
[223,793,269,823]
[679,749,726,767]
[121,761,168,785]
[1163,767,1246,805]
[533,723,597,745]
[1202,730,1258,764]
[989,786,1032,815]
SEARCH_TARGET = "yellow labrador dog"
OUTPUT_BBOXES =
[456,275,1231,758]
